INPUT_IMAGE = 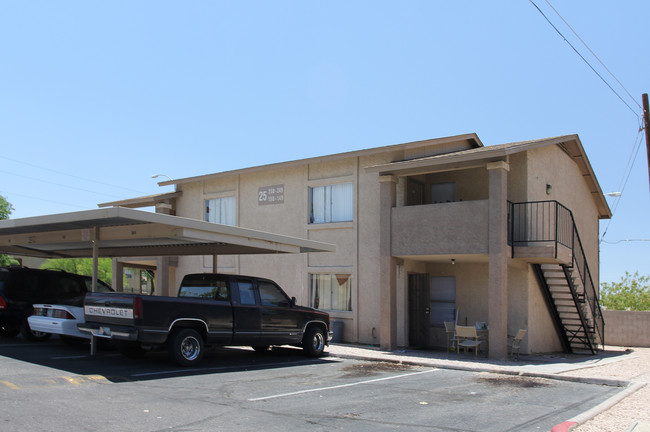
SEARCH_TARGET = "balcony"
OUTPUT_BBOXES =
[509,201,574,265]
[391,200,489,257]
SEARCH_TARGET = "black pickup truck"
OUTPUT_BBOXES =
[78,273,333,366]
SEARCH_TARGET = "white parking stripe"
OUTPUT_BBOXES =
[248,368,438,401]
[50,355,88,360]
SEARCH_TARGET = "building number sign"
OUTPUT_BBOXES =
[258,184,285,205]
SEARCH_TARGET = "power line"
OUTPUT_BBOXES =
[0,169,126,199]
[0,189,93,211]
[601,239,650,245]
[542,0,642,112]
[0,155,150,196]
[528,0,641,120]
[599,129,645,242]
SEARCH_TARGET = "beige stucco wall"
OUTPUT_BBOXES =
[170,150,405,346]
[525,145,601,288]
[391,201,489,256]
[506,152,529,202]
[603,310,650,347]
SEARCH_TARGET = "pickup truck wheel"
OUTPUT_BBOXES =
[302,326,326,357]
[169,328,204,366]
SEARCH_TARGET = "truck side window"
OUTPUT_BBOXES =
[238,281,257,305]
[258,282,289,307]
[179,279,229,300]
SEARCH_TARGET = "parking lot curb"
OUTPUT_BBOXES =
[328,351,630,388]
[551,382,647,432]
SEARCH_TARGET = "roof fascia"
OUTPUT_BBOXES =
[98,191,181,209]
[365,136,573,175]
[161,133,483,186]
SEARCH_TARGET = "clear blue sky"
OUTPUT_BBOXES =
[1,1,648,284]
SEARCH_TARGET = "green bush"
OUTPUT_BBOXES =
[600,271,650,311]
[41,258,113,285]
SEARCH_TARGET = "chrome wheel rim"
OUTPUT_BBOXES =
[312,332,324,352]
[180,336,201,361]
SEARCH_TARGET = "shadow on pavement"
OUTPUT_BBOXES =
[0,335,338,383]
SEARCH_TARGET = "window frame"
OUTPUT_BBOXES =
[308,273,353,312]
[308,182,353,224]
[204,196,237,226]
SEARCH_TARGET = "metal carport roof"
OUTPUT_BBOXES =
[0,206,335,259]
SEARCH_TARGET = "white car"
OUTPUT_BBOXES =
[28,278,114,343]
[28,304,90,341]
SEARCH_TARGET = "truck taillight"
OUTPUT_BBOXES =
[133,297,143,320]
[0,297,6,310]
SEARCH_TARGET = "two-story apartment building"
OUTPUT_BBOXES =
[103,133,611,359]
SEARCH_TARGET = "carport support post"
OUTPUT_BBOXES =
[487,161,509,360]
[90,226,100,356]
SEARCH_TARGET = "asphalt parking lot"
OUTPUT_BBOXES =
[0,336,623,432]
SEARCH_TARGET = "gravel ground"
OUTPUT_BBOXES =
[559,346,650,432]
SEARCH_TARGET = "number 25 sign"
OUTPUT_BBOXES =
[258,184,285,205]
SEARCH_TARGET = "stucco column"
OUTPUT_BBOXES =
[156,256,172,297]
[379,175,398,350]
[487,161,509,359]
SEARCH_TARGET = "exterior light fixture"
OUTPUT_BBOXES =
[546,184,552,195]
[451,258,455,265]
[152,174,174,182]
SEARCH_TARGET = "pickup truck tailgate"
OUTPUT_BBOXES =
[84,294,137,324]
[79,293,140,340]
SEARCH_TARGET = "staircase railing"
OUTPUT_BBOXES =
[570,216,605,348]
[508,201,604,350]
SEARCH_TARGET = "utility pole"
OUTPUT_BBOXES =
[641,93,650,196]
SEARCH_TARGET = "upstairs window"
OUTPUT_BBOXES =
[309,182,353,224]
[205,197,236,226]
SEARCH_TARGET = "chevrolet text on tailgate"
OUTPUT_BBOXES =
[79,273,333,366]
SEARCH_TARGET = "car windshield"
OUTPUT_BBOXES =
[82,277,114,293]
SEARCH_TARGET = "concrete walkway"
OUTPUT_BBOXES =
[328,343,632,383]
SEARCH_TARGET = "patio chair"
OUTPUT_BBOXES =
[509,329,527,361]
[443,321,456,352]
[455,325,484,357]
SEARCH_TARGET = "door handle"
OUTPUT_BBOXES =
[424,307,430,314]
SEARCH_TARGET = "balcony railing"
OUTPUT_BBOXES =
[508,200,574,255]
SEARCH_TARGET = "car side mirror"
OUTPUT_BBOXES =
[290,297,296,307]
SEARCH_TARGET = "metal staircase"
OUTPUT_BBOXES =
[510,201,604,355]
[533,263,600,354]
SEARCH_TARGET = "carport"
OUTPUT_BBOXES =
[0,206,336,293]
[0,206,335,355]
